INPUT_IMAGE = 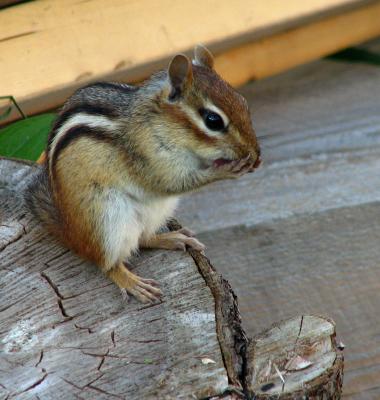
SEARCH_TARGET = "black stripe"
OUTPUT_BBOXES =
[83,82,139,93]
[51,125,113,169]
[47,104,118,150]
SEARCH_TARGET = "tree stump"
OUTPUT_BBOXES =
[0,158,343,399]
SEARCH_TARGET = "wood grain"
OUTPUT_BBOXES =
[0,0,376,122]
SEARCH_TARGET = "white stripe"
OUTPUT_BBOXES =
[49,113,118,168]
[181,100,230,138]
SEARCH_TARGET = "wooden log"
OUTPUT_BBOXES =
[1,0,378,123]
[0,158,343,398]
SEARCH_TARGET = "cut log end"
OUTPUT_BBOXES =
[246,315,344,399]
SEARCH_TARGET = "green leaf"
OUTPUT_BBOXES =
[0,113,56,161]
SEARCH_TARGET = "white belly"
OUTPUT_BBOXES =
[101,188,179,266]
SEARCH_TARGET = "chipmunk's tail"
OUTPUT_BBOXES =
[24,167,62,236]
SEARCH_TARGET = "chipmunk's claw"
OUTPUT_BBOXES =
[170,233,206,252]
[120,288,130,302]
[120,279,162,304]
[129,278,163,303]
[141,229,205,252]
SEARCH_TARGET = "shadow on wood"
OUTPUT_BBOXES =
[0,158,343,399]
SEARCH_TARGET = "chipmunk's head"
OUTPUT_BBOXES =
[149,45,261,192]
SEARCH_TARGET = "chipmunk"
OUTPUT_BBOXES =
[25,45,261,303]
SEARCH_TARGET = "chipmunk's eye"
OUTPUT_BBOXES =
[199,108,225,131]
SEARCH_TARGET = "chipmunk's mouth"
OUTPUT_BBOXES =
[213,158,235,167]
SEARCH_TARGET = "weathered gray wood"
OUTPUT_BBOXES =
[178,52,380,399]
[246,315,343,399]
[0,159,241,399]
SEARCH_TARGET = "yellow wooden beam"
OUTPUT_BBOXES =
[216,1,380,85]
[0,0,378,123]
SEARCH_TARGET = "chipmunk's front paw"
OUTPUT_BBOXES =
[212,154,256,179]
[141,229,206,252]
[164,228,206,252]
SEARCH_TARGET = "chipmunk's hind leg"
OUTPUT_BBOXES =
[107,262,162,303]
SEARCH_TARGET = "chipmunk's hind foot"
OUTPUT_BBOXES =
[107,262,162,304]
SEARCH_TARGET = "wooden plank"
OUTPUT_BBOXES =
[0,0,376,122]
[216,1,380,85]
[177,54,380,398]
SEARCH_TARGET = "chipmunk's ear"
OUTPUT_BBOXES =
[168,54,193,100]
[193,44,214,69]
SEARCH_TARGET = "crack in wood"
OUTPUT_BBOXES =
[42,250,71,268]
[74,323,93,334]
[136,300,164,311]
[16,373,48,395]
[61,373,105,392]
[59,282,114,300]
[40,271,74,320]
[295,315,304,344]
[35,350,43,367]
[87,384,124,399]
[84,373,105,388]
[40,271,64,299]
[0,30,37,43]
[129,339,164,344]
[61,377,83,391]
[57,299,71,319]
[0,299,19,313]
[0,223,26,251]
[81,350,109,358]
